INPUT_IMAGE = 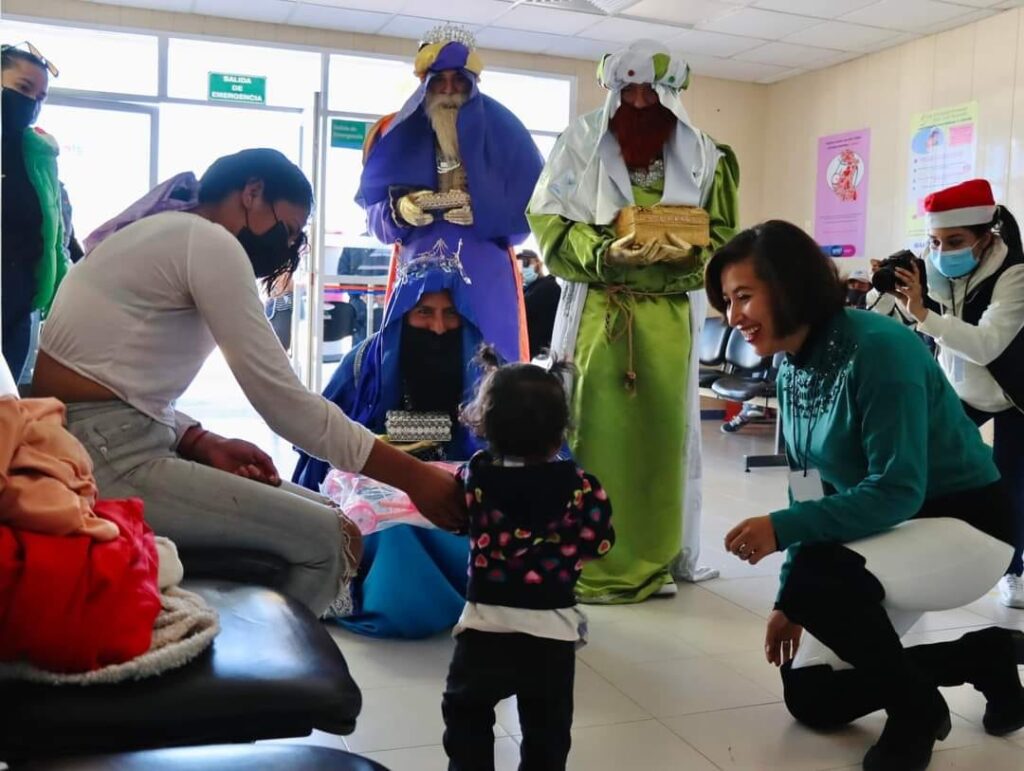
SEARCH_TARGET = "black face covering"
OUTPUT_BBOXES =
[846,288,868,308]
[400,325,464,414]
[2,88,40,134]
[236,208,291,279]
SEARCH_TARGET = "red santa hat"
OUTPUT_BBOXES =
[924,179,997,229]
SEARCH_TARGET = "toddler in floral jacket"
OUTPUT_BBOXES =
[442,347,614,771]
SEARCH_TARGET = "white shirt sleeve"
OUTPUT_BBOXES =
[174,410,200,445]
[917,265,1024,366]
[183,220,376,472]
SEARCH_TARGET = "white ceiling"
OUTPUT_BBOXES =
[86,0,1023,83]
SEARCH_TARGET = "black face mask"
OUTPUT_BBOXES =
[846,288,868,308]
[2,88,41,134]
[400,325,464,414]
[236,206,291,279]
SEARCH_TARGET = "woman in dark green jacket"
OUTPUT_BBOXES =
[706,220,1020,771]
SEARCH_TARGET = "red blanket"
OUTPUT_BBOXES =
[0,498,160,673]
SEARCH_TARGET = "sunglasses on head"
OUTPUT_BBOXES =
[2,41,59,78]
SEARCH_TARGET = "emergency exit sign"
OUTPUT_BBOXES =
[208,72,266,104]
[331,118,369,149]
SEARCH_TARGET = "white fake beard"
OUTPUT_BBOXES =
[425,92,466,162]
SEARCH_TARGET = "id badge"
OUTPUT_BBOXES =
[790,469,825,502]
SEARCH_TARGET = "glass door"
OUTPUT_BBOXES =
[42,97,157,242]
[291,91,328,391]
[319,114,390,387]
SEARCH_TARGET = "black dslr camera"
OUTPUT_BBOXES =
[871,249,928,296]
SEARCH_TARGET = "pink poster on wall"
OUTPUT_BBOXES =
[815,129,870,258]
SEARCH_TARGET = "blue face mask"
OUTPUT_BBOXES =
[929,242,980,279]
[522,266,538,286]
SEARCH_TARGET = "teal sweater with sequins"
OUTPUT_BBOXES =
[770,310,1001,588]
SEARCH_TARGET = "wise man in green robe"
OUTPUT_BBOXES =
[527,40,740,603]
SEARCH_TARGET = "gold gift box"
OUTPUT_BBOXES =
[615,205,711,247]
[412,189,470,212]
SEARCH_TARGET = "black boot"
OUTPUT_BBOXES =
[775,545,951,771]
[862,687,951,771]
[905,626,1024,737]
[965,628,1024,736]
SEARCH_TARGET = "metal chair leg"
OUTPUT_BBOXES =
[744,407,787,472]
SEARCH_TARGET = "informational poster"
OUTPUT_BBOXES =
[815,129,870,258]
[906,101,978,246]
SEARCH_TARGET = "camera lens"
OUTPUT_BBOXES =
[871,267,897,294]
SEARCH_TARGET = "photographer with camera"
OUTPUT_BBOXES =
[867,251,938,352]
[867,251,934,322]
[892,179,1024,608]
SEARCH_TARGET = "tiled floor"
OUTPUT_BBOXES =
[308,423,1024,770]
[182,365,1024,769]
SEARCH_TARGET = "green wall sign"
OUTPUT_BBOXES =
[208,72,266,104]
[331,118,369,149]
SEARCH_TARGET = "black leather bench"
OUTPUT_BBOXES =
[0,581,362,762]
[14,745,388,770]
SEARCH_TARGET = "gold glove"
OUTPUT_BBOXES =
[443,205,474,227]
[606,233,660,266]
[397,190,435,227]
[650,233,696,265]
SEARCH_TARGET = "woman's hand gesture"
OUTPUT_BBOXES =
[765,609,802,667]
[725,515,779,565]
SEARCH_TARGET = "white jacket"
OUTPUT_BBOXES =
[867,290,917,327]
[918,238,1024,413]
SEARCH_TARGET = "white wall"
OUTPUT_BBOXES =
[762,7,1024,272]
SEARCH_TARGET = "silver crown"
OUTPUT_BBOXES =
[421,22,477,50]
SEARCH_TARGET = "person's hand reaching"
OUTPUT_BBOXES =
[405,460,467,531]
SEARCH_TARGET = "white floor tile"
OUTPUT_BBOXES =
[567,720,718,771]
[363,737,522,771]
[264,729,349,751]
[941,682,991,728]
[701,575,780,618]
[713,649,788,699]
[213,418,1024,768]
[494,661,650,736]
[906,607,994,634]
[966,591,1024,629]
[345,684,507,753]
[577,615,704,673]
[598,655,780,718]
[649,589,774,656]
[829,739,1024,770]
[330,628,455,689]
[665,701,996,771]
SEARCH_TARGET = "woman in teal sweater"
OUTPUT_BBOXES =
[706,220,1020,771]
